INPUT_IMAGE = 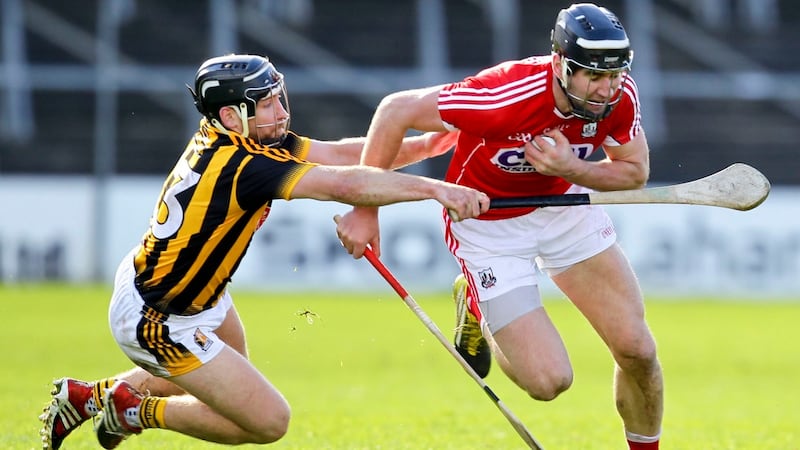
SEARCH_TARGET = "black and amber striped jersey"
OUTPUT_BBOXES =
[132,119,316,315]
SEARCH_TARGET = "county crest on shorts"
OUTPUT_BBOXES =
[478,268,497,289]
[193,328,214,351]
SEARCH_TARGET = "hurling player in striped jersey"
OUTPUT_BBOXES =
[39,53,489,450]
[337,4,662,449]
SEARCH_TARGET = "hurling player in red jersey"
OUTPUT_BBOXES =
[337,4,661,449]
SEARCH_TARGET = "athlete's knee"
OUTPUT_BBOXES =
[613,333,659,373]
[520,368,573,401]
[248,404,291,444]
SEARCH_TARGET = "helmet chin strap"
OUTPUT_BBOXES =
[556,63,617,122]
[210,118,227,134]
[210,102,289,147]
[555,65,584,117]
[558,59,571,92]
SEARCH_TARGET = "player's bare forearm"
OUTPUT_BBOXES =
[291,165,488,217]
[323,166,484,212]
[570,132,650,191]
[328,167,439,205]
[392,132,455,169]
[360,107,407,169]
[552,154,648,192]
[361,87,446,169]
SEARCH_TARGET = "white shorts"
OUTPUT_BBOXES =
[108,248,232,378]
[447,188,616,304]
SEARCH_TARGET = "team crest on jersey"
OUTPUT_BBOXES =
[193,328,214,351]
[582,122,598,138]
[478,268,497,289]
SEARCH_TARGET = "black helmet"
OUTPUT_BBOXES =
[188,54,290,145]
[551,3,632,73]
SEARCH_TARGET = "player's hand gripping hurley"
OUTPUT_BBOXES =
[332,219,544,449]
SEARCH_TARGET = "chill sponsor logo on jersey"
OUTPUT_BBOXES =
[490,146,535,173]
[490,143,597,172]
[491,131,600,172]
[489,131,542,173]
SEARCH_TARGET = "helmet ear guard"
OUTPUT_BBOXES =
[186,82,250,135]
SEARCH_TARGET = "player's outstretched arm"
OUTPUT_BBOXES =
[290,165,488,215]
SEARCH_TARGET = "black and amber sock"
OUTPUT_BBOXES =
[91,378,117,410]
[139,397,167,429]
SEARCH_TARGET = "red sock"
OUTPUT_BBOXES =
[627,438,659,450]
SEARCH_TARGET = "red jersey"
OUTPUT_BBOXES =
[438,55,641,220]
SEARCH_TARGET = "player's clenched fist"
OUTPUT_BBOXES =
[434,182,490,222]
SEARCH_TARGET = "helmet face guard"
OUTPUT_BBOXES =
[188,54,290,146]
[559,58,630,122]
[246,76,291,147]
[551,3,633,121]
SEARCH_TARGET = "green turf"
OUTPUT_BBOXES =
[2,284,797,449]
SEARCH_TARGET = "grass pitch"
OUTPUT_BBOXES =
[1,284,798,449]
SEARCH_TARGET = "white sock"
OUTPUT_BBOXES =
[626,430,661,443]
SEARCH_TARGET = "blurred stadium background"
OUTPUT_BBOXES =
[0,0,798,297]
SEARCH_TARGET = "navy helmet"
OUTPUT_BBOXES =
[552,3,632,72]
[551,3,633,120]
